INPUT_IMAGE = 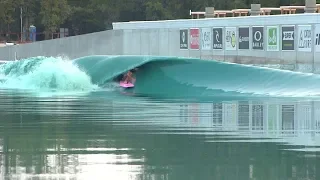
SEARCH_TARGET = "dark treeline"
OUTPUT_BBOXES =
[0,0,315,41]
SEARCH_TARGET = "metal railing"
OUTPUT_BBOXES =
[190,4,320,18]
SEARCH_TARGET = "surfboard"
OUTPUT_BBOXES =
[119,81,134,88]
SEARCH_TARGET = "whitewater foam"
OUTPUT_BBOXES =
[0,56,99,92]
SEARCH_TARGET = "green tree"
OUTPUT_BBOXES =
[40,0,70,39]
[20,0,37,28]
[15,0,38,41]
[89,0,121,29]
[0,0,16,33]
[64,0,118,35]
[4,0,319,41]
[145,1,169,20]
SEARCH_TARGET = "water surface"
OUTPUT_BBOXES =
[0,89,319,180]
[0,56,319,180]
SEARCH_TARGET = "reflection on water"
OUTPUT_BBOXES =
[0,90,319,179]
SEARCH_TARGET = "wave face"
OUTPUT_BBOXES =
[73,55,320,98]
[1,55,320,98]
[0,56,97,91]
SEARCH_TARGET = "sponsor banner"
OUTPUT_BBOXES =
[190,28,200,50]
[179,29,188,49]
[282,26,294,50]
[201,28,211,50]
[315,24,320,52]
[238,27,249,49]
[225,27,237,50]
[267,26,279,51]
[213,28,223,49]
[252,26,264,50]
[298,25,312,52]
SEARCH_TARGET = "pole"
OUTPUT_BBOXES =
[20,7,22,42]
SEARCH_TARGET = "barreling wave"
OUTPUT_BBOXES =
[1,55,320,98]
[73,55,320,98]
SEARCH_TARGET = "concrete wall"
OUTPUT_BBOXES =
[0,30,124,60]
[1,13,320,73]
[114,13,320,73]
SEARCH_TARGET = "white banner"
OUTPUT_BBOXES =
[315,24,320,52]
[201,28,211,50]
[225,27,237,50]
[298,25,312,52]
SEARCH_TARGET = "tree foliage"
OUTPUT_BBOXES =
[0,0,315,41]
[40,0,70,39]
[0,0,16,32]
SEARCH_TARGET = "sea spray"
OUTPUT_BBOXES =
[0,56,98,91]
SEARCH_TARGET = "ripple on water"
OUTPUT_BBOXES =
[0,90,318,179]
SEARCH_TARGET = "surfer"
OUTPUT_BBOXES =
[122,70,135,84]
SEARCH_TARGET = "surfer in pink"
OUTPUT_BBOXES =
[122,71,135,84]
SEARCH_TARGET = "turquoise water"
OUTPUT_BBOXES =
[0,56,319,179]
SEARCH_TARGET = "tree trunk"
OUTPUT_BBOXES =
[44,30,50,40]
[7,23,10,41]
[24,16,29,42]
